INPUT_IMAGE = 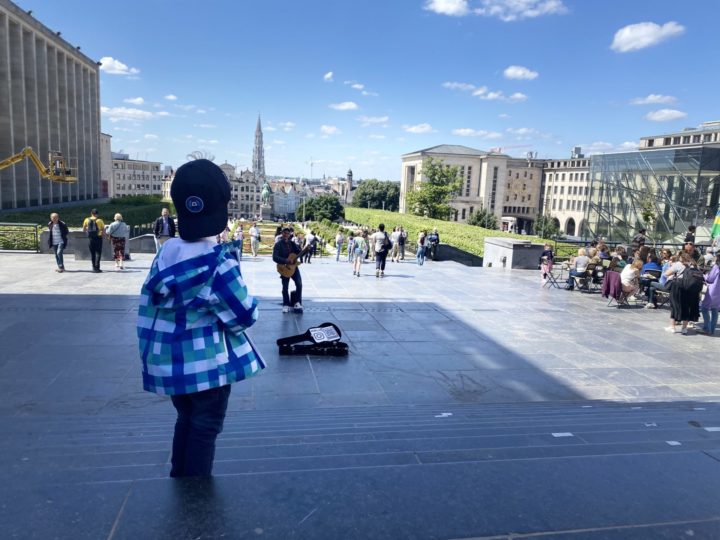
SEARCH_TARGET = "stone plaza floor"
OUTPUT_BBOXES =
[1,250,719,539]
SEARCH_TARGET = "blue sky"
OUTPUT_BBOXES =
[17,0,720,180]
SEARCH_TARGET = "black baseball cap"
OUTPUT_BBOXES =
[171,159,230,241]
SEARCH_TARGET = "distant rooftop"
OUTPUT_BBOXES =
[402,144,490,158]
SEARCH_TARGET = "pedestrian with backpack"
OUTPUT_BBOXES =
[699,255,720,335]
[83,209,105,273]
[665,252,704,335]
[370,223,390,278]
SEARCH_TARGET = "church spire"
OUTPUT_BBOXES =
[252,115,265,181]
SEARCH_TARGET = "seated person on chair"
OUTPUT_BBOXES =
[608,246,628,271]
[620,259,643,298]
[683,241,702,265]
[639,252,662,295]
[597,241,611,260]
[587,247,601,266]
[646,254,677,309]
[565,248,590,290]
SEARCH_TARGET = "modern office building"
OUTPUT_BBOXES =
[0,0,101,209]
[586,122,720,245]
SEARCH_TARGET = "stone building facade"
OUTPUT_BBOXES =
[0,0,101,209]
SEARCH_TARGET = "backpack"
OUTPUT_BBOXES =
[383,232,391,249]
[678,265,704,293]
[86,218,98,238]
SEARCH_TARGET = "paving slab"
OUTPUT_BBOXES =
[1,251,720,538]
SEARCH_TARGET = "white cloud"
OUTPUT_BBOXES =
[369,134,386,139]
[351,83,365,90]
[123,97,144,105]
[631,94,677,105]
[503,65,538,80]
[156,111,171,117]
[611,21,685,53]
[196,109,207,114]
[402,123,435,134]
[265,126,277,132]
[272,139,286,145]
[583,141,615,154]
[99,56,140,76]
[474,0,567,21]
[144,134,158,139]
[619,141,638,150]
[473,88,528,102]
[174,104,195,111]
[164,94,178,101]
[329,101,359,111]
[358,115,389,127]
[442,81,476,91]
[499,113,511,118]
[362,90,379,97]
[507,127,538,137]
[197,139,219,144]
[280,121,296,131]
[305,133,316,139]
[100,106,155,122]
[424,0,470,16]
[323,71,334,82]
[194,123,217,128]
[320,125,341,135]
[452,128,502,138]
[645,108,687,122]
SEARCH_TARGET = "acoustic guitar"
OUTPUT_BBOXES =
[276,244,311,278]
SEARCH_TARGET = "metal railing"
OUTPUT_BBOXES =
[0,222,40,252]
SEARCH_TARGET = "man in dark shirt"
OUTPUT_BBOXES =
[427,228,440,261]
[631,228,647,253]
[153,208,177,251]
[684,225,696,245]
[272,227,303,313]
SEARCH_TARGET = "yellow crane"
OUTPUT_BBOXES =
[0,147,77,183]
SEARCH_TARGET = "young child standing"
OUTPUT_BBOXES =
[137,159,264,477]
[540,243,554,284]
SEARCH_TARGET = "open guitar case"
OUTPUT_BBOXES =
[277,322,349,356]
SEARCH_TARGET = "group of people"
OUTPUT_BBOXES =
[47,209,132,273]
[544,227,720,336]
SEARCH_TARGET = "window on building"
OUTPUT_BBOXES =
[673,137,681,145]
[704,133,712,142]
[524,171,527,178]
[664,137,671,145]
[552,200,557,210]
[559,200,563,210]
[560,186,564,195]
[647,139,654,147]
[461,208,466,219]
[583,201,588,211]
[469,206,474,215]
[522,184,526,190]
[554,186,558,194]
[693,134,701,143]
[682,136,690,144]
[506,196,509,202]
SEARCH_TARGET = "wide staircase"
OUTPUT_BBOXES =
[5,401,720,538]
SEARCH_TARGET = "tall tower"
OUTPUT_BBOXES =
[252,115,266,181]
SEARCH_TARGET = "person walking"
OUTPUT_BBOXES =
[353,231,367,277]
[370,223,390,278]
[83,209,105,273]
[335,230,345,262]
[427,227,440,261]
[416,230,427,266]
[138,159,263,478]
[153,208,176,252]
[390,227,401,262]
[699,255,720,335]
[249,221,261,257]
[347,232,356,263]
[48,212,69,273]
[105,213,130,271]
[398,226,407,261]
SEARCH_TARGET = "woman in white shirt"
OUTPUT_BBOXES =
[620,259,643,296]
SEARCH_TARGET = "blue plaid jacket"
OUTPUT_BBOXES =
[137,241,264,395]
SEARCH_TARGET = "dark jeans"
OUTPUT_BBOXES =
[52,242,65,269]
[375,250,387,271]
[88,236,103,269]
[170,385,231,477]
[281,269,303,306]
[428,242,439,260]
[566,269,586,289]
[648,281,671,305]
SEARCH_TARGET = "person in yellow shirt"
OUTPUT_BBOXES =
[82,208,105,272]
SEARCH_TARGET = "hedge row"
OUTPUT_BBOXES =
[0,196,173,229]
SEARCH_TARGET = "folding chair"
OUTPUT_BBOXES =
[573,263,597,292]
[602,270,629,307]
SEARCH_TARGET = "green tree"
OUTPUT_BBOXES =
[467,208,498,230]
[406,157,462,220]
[297,194,345,222]
[352,179,400,211]
[534,214,560,239]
